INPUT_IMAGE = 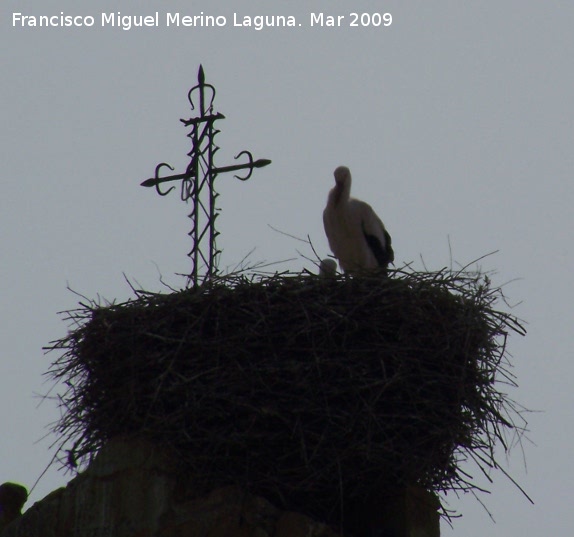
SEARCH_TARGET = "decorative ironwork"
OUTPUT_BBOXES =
[141,65,271,285]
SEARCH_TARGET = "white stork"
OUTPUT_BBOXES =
[323,166,394,274]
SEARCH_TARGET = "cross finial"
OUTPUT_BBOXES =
[141,65,271,285]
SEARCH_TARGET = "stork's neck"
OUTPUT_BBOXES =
[333,177,351,206]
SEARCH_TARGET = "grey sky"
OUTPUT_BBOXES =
[2,1,573,534]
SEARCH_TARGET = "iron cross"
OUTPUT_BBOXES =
[141,65,271,285]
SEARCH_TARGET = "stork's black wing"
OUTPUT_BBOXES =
[363,225,394,269]
[383,228,394,264]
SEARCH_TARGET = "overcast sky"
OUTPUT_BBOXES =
[2,1,573,535]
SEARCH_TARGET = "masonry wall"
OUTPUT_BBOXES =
[1,437,440,537]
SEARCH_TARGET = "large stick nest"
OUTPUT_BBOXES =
[46,267,526,522]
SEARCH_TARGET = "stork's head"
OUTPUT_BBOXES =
[334,166,351,186]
